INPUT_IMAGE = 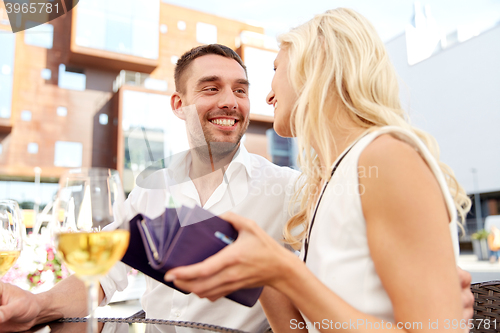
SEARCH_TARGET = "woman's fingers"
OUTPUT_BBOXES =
[174,270,257,300]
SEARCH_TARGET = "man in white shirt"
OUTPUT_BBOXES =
[0,44,474,332]
[0,44,298,333]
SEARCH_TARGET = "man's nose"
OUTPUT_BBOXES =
[266,90,275,105]
[218,88,238,109]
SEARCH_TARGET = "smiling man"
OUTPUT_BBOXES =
[0,44,300,333]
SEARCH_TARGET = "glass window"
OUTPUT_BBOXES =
[24,22,54,49]
[74,0,159,59]
[177,21,186,31]
[107,0,132,18]
[132,19,158,59]
[105,14,132,54]
[0,181,59,209]
[133,0,158,22]
[58,64,86,91]
[75,8,106,49]
[243,47,277,117]
[99,114,108,125]
[196,22,217,44]
[41,68,51,80]
[27,143,38,154]
[160,24,168,34]
[0,32,15,119]
[21,110,32,121]
[266,129,298,169]
[57,106,67,116]
[54,141,83,167]
[122,90,190,190]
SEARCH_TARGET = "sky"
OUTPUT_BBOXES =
[162,0,500,42]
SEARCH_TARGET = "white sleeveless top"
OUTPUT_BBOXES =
[300,126,459,329]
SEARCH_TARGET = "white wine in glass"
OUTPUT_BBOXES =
[0,200,23,277]
[54,168,129,333]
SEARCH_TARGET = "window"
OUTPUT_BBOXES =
[1,65,11,75]
[196,22,217,44]
[75,0,159,59]
[160,24,168,34]
[170,56,178,64]
[54,141,83,167]
[177,21,186,31]
[57,106,67,117]
[122,90,189,190]
[266,129,297,169]
[243,47,277,117]
[41,69,51,80]
[0,32,15,119]
[58,64,86,91]
[0,181,59,209]
[27,143,38,154]
[21,110,32,121]
[24,22,54,49]
[99,114,108,125]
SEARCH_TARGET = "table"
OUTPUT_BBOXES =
[22,316,248,333]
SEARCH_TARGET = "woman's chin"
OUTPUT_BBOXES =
[273,123,294,138]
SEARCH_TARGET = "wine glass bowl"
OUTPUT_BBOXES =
[0,200,23,277]
[53,168,129,333]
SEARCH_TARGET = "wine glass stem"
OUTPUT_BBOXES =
[85,279,99,333]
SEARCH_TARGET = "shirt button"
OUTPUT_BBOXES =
[175,312,180,317]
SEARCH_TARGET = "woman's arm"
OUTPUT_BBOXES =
[260,286,307,333]
[359,134,463,328]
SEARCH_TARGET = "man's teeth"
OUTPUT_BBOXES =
[210,119,235,126]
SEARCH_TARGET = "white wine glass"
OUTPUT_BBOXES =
[53,168,129,333]
[0,200,23,277]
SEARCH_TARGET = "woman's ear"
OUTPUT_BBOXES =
[171,93,186,120]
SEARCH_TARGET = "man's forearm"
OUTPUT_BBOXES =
[35,275,105,325]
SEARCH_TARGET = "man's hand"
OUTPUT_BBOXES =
[458,267,474,321]
[0,282,44,332]
[0,275,93,332]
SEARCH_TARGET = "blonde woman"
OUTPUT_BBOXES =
[166,9,472,332]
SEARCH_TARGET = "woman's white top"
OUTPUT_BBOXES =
[301,126,459,330]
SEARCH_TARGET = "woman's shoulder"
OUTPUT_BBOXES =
[358,133,425,171]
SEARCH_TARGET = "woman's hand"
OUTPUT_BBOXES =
[458,267,474,322]
[164,211,301,301]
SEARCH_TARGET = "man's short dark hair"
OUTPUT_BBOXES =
[174,44,247,94]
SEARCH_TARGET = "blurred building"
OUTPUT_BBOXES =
[0,0,287,205]
[385,4,500,237]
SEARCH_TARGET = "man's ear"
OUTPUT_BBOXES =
[171,92,186,120]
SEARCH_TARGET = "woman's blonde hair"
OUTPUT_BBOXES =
[281,8,471,249]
